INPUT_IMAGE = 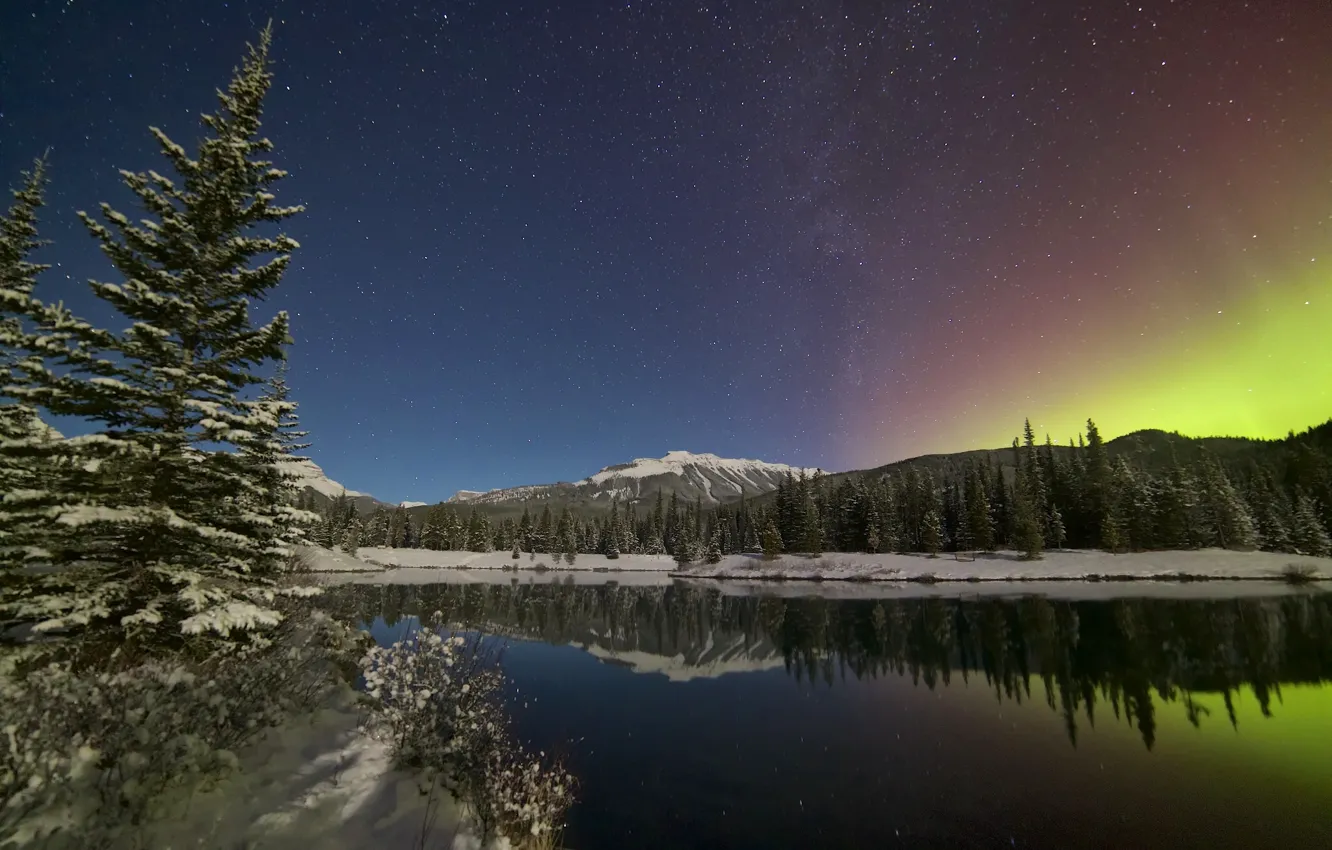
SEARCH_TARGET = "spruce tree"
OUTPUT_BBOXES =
[1084,419,1112,546]
[1012,438,1045,560]
[562,525,578,565]
[1292,492,1332,557]
[0,158,62,578]
[341,516,362,556]
[965,466,994,552]
[704,526,723,565]
[1048,505,1067,550]
[921,509,942,558]
[673,522,697,566]
[4,28,305,651]
[1197,459,1257,550]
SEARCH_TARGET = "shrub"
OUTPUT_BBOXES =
[359,626,576,848]
[1281,563,1320,585]
[0,603,364,846]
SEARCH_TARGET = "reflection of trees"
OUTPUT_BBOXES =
[321,583,1332,749]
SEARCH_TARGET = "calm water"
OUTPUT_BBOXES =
[322,581,1332,849]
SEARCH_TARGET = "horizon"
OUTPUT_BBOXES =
[4,0,1329,505]
[311,415,1330,506]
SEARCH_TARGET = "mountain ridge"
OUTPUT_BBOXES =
[441,450,816,510]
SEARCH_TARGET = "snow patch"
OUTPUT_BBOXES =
[398,501,427,509]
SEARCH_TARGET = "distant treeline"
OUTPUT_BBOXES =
[303,418,1332,561]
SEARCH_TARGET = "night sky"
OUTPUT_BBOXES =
[2,0,1329,504]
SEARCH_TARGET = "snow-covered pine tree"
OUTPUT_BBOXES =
[672,523,696,566]
[921,509,942,558]
[1196,459,1257,550]
[0,157,64,581]
[341,516,363,556]
[234,367,315,563]
[562,524,578,565]
[704,526,722,565]
[1292,491,1332,557]
[1012,438,1045,560]
[4,27,307,654]
[760,520,783,561]
[1048,505,1067,550]
[965,465,994,552]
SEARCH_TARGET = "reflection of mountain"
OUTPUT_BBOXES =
[323,583,1332,749]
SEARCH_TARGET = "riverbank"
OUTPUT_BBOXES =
[671,548,1332,583]
[307,545,1331,584]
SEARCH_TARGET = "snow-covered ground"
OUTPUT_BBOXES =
[677,577,1317,601]
[331,566,673,587]
[305,546,386,572]
[140,687,492,850]
[355,547,679,572]
[674,548,1332,583]
[315,546,1332,584]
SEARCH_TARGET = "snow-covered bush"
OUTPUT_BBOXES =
[359,625,576,848]
[472,743,576,849]
[0,603,366,848]
[360,629,506,776]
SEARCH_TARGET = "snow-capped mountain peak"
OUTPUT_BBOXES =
[447,490,489,504]
[582,451,810,488]
[287,458,365,499]
[446,451,814,508]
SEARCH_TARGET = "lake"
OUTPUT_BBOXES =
[321,580,1332,849]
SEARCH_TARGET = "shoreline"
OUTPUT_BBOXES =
[309,545,1332,586]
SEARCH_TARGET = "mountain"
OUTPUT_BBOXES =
[442,451,813,515]
[289,458,363,499]
[288,458,390,513]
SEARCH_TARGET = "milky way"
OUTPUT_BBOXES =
[2,0,1328,501]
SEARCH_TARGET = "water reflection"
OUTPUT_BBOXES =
[320,582,1332,750]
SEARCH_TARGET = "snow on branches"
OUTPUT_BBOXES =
[359,626,576,847]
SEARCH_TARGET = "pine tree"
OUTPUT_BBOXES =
[234,368,312,560]
[673,522,697,566]
[0,157,62,578]
[1101,510,1127,554]
[704,526,723,565]
[535,506,553,553]
[1085,419,1112,547]
[1012,438,1045,560]
[1292,492,1332,557]
[1197,459,1257,550]
[562,524,578,565]
[341,516,362,556]
[3,28,306,652]
[1048,505,1067,550]
[921,509,942,558]
[800,487,823,555]
[965,466,994,552]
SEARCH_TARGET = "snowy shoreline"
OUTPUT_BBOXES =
[307,545,1332,584]
[671,548,1332,583]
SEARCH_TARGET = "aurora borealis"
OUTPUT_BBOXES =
[2,0,1330,499]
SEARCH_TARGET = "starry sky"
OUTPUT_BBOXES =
[2,0,1330,503]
